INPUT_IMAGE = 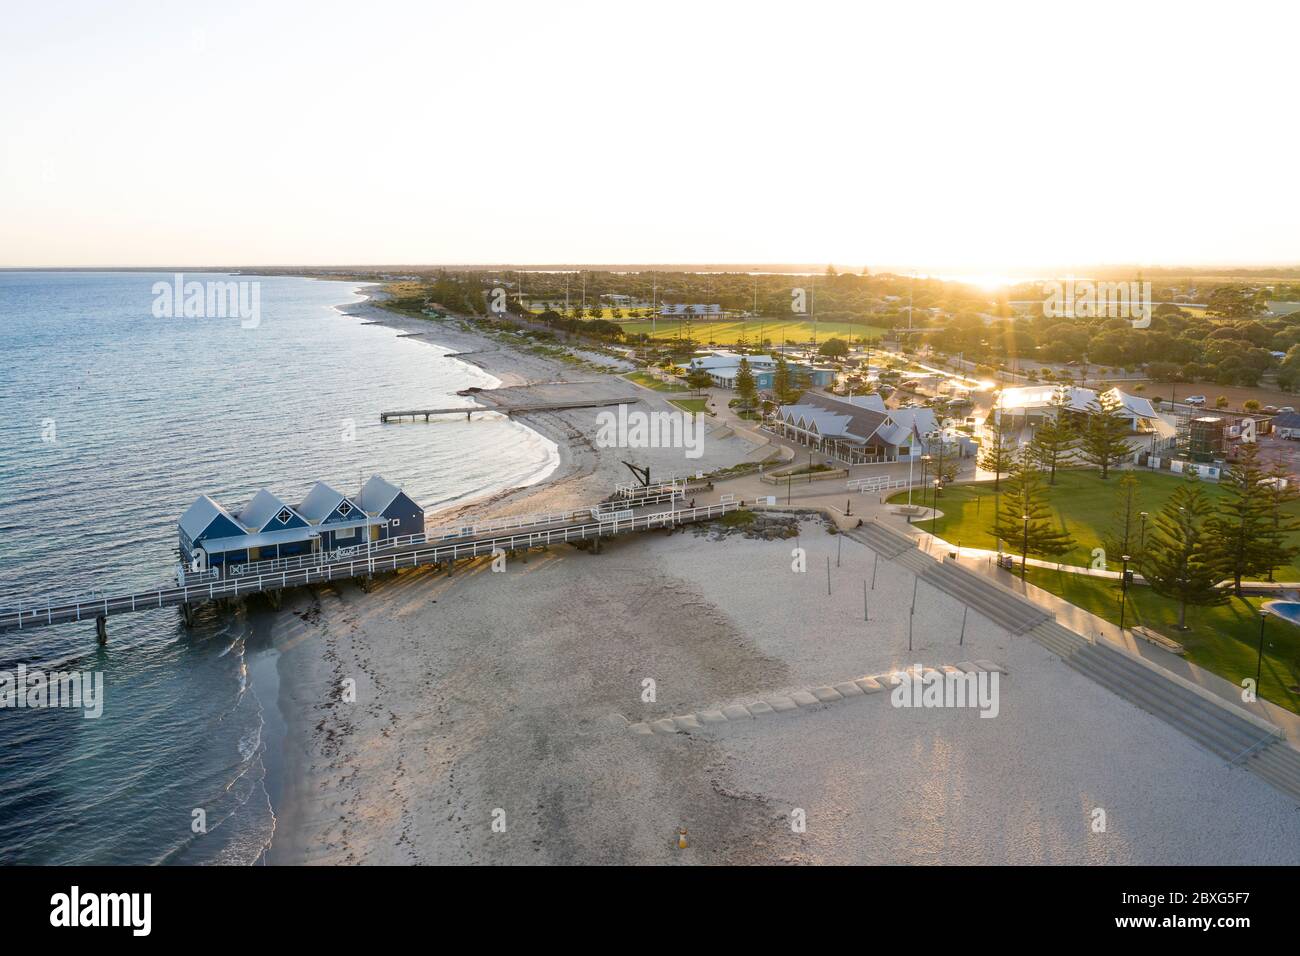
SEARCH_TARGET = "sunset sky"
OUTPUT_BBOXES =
[2,0,1295,271]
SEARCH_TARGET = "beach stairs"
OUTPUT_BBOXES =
[1066,640,1300,802]
[846,517,1300,803]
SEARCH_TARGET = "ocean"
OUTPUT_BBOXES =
[0,272,558,864]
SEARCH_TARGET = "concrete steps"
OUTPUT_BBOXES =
[1246,743,1300,800]
[919,559,1052,635]
[1068,641,1277,760]
[845,520,917,558]
[1027,620,1092,659]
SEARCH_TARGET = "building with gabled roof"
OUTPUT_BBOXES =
[178,495,247,569]
[358,474,425,541]
[773,392,946,464]
[297,481,384,551]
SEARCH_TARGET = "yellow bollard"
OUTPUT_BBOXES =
[677,827,688,849]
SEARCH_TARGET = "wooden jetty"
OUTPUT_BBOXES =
[0,498,736,641]
[380,396,632,423]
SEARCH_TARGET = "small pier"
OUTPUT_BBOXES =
[0,496,738,639]
[380,396,631,423]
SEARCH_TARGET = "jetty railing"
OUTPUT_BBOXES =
[208,507,600,582]
[0,500,739,634]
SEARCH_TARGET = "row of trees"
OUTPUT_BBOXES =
[978,391,1137,489]
[992,443,1299,628]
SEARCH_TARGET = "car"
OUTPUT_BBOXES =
[1184,395,1206,406]
[1278,406,1296,414]
[1263,405,1279,414]
[899,380,921,390]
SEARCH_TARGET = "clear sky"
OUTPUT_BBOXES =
[1,0,1295,271]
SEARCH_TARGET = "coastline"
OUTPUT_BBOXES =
[264,286,767,863]
[255,285,1300,866]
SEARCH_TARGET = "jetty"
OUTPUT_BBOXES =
[0,495,740,642]
[381,396,630,422]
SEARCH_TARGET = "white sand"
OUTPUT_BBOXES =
[267,520,1300,864]
[265,292,1300,864]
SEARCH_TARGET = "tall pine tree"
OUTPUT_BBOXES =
[980,407,1017,492]
[1077,390,1134,479]
[1263,461,1300,582]
[1028,388,1077,484]
[734,356,758,411]
[1206,442,1295,594]
[1142,476,1227,629]
[990,449,1077,578]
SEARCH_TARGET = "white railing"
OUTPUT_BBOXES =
[0,501,740,632]
[847,475,915,494]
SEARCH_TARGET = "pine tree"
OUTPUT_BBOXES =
[1142,476,1227,629]
[1263,461,1300,582]
[773,355,792,404]
[1077,390,1135,479]
[735,356,758,411]
[1028,388,1077,483]
[979,408,1016,492]
[1102,472,1142,569]
[990,450,1077,577]
[1206,442,1294,594]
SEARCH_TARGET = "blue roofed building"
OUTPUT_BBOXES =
[297,481,385,552]
[358,474,424,541]
[178,495,247,570]
[234,489,315,560]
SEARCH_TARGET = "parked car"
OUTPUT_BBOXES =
[1184,395,1206,406]
[1263,405,1279,414]
[1278,406,1296,414]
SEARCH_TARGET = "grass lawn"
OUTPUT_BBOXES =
[623,370,688,392]
[668,397,710,414]
[615,318,886,347]
[886,469,1300,579]
[1021,566,1300,715]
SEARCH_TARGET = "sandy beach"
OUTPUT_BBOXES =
[263,290,1300,865]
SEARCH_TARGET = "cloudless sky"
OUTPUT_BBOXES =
[1,0,1295,271]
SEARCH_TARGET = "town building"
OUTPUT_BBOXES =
[687,351,835,389]
[177,475,422,571]
[773,392,943,464]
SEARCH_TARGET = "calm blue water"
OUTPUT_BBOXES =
[1265,601,1300,626]
[0,272,557,864]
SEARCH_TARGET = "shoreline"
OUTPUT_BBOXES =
[264,285,767,864]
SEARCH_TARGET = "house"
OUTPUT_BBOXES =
[358,475,425,541]
[991,384,1176,455]
[773,391,945,464]
[177,476,424,571]
[688,351,835,390]
[659,303,723,318]
[1272,411,1300,440]
[235,489,315,560]
[297,481,383,551]
[178,495,248,570]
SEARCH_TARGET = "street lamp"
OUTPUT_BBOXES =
[1119,554,1131,632]
[1257,609,1268,687]
[931,478,941,535]
[1021,513,1030,580]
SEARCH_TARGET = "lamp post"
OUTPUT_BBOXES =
[1257,609,1268,687]
[1137,512,1148,567]
[1021,513,1030,580]
[1119,554,1131,632]
[932,478,941,535]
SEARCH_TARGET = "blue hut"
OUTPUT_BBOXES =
[297,481,381,551]
[235,489,314,560]
[178,495,247,570]
[358,475,424,542]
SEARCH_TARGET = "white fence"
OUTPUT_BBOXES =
[847,475,915,494]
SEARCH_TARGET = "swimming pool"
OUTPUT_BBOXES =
[1263,601,1300,626]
